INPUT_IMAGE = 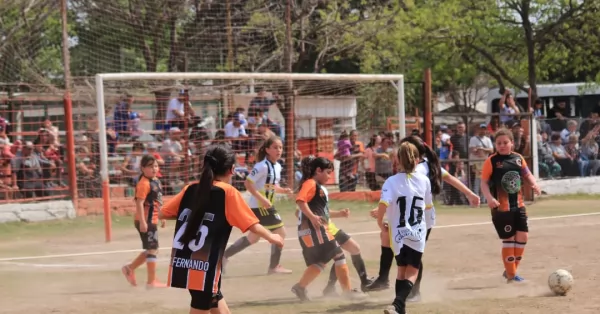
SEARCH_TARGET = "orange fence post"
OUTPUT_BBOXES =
[63,93,78,205]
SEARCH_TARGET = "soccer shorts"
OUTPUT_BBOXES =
[251,206,284,231]
[134,221,158,250]
[334,229,352,246]
[395,245,423,269]
[300,239,343,267]
[189,290,223,310]
[491,207,528,239]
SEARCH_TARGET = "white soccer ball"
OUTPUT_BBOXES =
[548,269,574,296]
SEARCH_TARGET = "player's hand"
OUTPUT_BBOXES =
[160,219,166,228]
[340,208,350,218]
[267,233,284,248]
[532,184,541,195]
[139,221,148,233]
[369,208,378,219]
[309,215,323,228]
[488,198,500,210]
[260,198,272,209]
[281,188,293,194]
[378,221,389,231]
[468,193,481,208]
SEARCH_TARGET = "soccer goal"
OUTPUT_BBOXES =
[94,72,405,242]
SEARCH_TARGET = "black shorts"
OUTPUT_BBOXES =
[395,245,423,269]
[189,290,223,310]
[251,207,283,231]
[301,239,343,267]
[491,207,528,239]
[334,229,351,246]
[134,221,159,250]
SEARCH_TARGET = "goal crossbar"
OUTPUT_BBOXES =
[94,72,405,242]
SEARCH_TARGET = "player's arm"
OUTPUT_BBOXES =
[159,185,190,220]
[225,187,283,247]
[296,180,322,227]
[244,163,271,207]
[329,209,350,218]
[479,158,497,208]
[273,184,293,194]
[134,181,150,230]
[377,179,393,230]
[442,168,480,207]
[519,156,541,195]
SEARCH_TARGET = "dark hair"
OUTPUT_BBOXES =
[400,136,442,194]
[180,144,236,243]
[137,154,157,181]
[339,130,349,140]
[297,156,333,192]
[132,141,145,152]
[367,134,379,148]
[257,136,282,161]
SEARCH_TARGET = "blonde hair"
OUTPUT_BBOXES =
[396,142,419,173]
[494,128,514,142]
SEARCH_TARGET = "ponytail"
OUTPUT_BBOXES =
[180,145,235,243]
[297,155,316,192]
[423,144,442,195]
[397,142,419,173]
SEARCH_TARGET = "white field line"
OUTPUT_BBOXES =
[0,211,599,263]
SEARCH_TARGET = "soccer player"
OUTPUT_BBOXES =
[121,155,167,289]
[291,156,367,301]
[377,141,433,314]
[159,144,284,314]
[367,136,480,302]
[223,136,293,274]
[480,128,541,282]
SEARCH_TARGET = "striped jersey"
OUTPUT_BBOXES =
[246,158,282,208]
[134,176,163,225]
[161,181,259,293]
[296,179,335,247]
[416,159,448,229]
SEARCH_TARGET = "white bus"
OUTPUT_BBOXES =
[487,83,600,118]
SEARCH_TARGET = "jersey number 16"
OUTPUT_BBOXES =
[396,196,424,228]
[173,208,209,252]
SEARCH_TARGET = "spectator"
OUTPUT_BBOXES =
[547,101,569,132]
[0,139,16,199]
[42,117,60,146]
[166,89,195,130]
[11,141,53,198]
[560,120,580,145]
[75,146,101,198]
[580,110,599,140]
[336,131,354,191]
[37,129,64,187]
[498,90,520,126]
[450,122,468,159]
[120,141,145,187]
[511,123,528,155]
[469,123,493,202]
[487,117,501,141]
[10,140,21,155]
[363,134,382,191]
[579,125,600,176]
[549,133,578,177]
[375,136,393,182]
[224,112,249,155]
[235,107,248,127]
[114,93,134,139]
[247,87,279,125]
[537,132,561,178]
[347,130,365,192]
[446,150,466,205]
[161,127,185,186]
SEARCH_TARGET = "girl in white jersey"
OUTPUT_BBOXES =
[223,136,293,274]
[377,141,432,314]
[366,136,480,302]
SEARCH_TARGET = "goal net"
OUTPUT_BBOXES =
[93,72,406,240]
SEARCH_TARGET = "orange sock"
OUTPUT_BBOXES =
[146,253,158,283]
[298,265,322,288]
[128,252,147,270]
[502,241,516,279]
[514,241,526,269]
[334,263,351,292]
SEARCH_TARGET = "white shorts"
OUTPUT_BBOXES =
[390,222,427,254]
[425,207,436,229]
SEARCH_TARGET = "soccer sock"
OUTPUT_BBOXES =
[146,254,157,283]
[514,241,527,269]
[502,240,517,279]
[224,236,251,258]
[298,265,322,288]
[351,254,369,285]
[392,279,414,313]
[327,264,338,287]
[378,246,394,281]
[128,252,147,270]
[269,244,283,269]
[413,261,424,294]
[334,258,352,292]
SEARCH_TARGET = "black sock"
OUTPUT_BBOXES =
[392,279,414,313]
[351,254,368,284]
[413,261,424,293]
[327,263,337,286]
[224,236,251,258]
[378,246,394,281]
[269,244,282,269]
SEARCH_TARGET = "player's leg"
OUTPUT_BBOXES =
[331,251,368,300]
[407,228,432,302]
[492,209,518,282]
[384,246,422,314]
[122,221,150,286]
[324,231,372,296]
[291,263,323,302]
[145,224,166,288]
[189,290,221,314]
[268,225,292,274]
[365,227,393,291]
[513,207,529,280]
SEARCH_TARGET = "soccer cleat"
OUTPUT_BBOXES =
[360,276,376,292]
[406,291,421,303]
[503,271,525,282]
[121,265,137,287]
[364,277,390,292]
[322,284,339,297]
[342,288,368,301]
[383,305,401,314]
[291,283,310,302]
[268,265,293,275]
[146,281,167,289]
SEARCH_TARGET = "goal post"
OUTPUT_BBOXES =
[95,72,405,242]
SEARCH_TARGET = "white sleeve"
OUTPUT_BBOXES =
[425,179,433,208]
[167,98,178,112]
[224,122,234,137]
[239,125,247,136]
[379,178,394,207]
[468,136,478,148]
[247,162,266,184]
